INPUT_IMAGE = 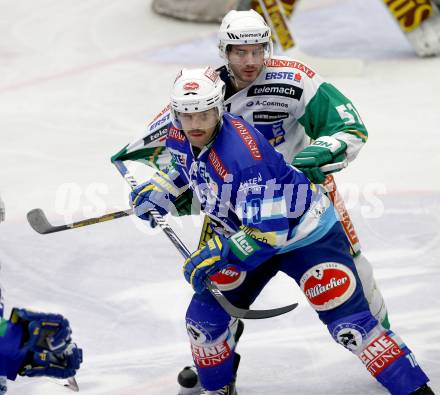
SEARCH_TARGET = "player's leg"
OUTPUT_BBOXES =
[178,317,244,395]
[179,217,245,394]
[184,293,239,395]
[323,176,390,328]
[183,258,280,394]
[279,222,432,394]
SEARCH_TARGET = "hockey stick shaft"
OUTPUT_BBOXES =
[294,159,361,255]
[322,174,361,254]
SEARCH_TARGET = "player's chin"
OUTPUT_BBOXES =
[187,133,207,146]
[240,70,259,81]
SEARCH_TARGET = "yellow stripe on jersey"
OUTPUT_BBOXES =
[346,129,368,143]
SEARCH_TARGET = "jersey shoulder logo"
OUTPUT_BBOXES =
[265,58,316,78]
[229,118,262,160]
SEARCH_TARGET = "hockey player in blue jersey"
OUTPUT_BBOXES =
[114,10,391,342]
[129,67,433,395]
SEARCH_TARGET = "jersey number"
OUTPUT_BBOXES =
[336,104,363,126]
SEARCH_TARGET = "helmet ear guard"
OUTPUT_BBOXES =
[170,67,226,129]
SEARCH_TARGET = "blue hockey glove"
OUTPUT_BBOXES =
[130,182,164,228]
[292,136,347,183]
[20,342,82,379]
[7,308,83,380]
[10,308,72,353]
[130,171,179,227]
[183,235,230,294]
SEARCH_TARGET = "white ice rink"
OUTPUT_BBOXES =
[0,0,439,394]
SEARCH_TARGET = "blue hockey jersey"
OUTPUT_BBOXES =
[163,113,339,271]
[0,318,25,380]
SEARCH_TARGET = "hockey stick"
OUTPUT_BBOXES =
[27,208,133,234]
[305,160,361,255]
[65,377,79,392]
[26,162,350,238]
[43,376,79,392]
[26,161,350,237]
[113,160,298,319]
[323,173,361,255]
[147,208,298,319]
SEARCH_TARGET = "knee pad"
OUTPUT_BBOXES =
[368,285,388,328]
[329,310,379,353]
[353,254,389,328]
[353,253,374,297]
[185,293,232,347]
[184,292,245,347]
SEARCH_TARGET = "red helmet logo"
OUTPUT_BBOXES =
[183,82,200,91]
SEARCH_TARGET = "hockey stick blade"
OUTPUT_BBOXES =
[27,208,133,234]
[44,376,79,392]
[27,208,64,234]
[65,377,79,392]
[206,279,298,319]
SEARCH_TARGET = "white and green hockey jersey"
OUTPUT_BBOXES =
[112,55,368,171]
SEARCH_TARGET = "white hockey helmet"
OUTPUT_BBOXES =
[218,9,272,60]
[170,66,225,128]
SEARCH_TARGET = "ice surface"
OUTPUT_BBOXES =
[0,0,439,393]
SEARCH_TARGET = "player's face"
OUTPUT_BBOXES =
[227,44,265,88]
[178,108,220,148]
